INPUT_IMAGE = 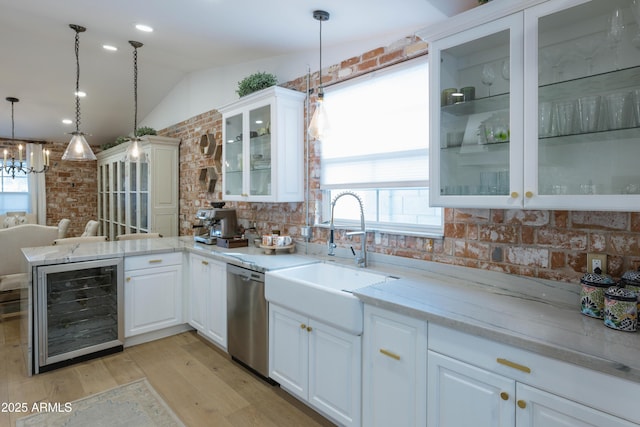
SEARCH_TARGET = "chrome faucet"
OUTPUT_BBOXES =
[328,191,367,268]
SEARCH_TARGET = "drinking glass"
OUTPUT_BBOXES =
[577,95,601,133]
[607,8,625,69]
[481,64,496,96]
[553,101,576,136]
[538,101,553,137]
[501,59,510,81]
[633,89,640,127]
[632,0,640,48]
[605,92,631,130]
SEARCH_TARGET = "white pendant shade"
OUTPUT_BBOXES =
[62,132,96,161]
[308,98,331,140]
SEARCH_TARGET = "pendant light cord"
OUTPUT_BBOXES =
[133,44,138,135]
[74,28,81,134]
[10,100,15,140]
[319,18,323,90]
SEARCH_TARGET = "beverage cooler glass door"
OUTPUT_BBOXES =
[35,258,124,373]
[432,13,522,207]
[530,0,640,207]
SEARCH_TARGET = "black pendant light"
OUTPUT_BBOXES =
[62,24,96,161]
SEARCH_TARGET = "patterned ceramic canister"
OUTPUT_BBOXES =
[604,286,638,332]
[620,268,640,312]
[580,269,616,319]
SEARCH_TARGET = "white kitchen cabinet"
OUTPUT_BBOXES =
[188,253,226,349]
[362,305,427,427]
[124,253,183,337]
[428,323,640,426]
[219,86,306,202]
[269,304,361,427]
[97,135,180,241]
[425,0,640,210]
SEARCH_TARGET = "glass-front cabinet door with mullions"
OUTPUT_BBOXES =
[223,105,272,199]
[430,0,640,211]
[525,0,640,211]
[430,13,523,209]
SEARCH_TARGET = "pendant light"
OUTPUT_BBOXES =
[125,40,144,161]
[308,10,330,140]
[62,24,96,161]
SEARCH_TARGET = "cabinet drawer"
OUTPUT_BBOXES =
[125,252,182,270]
[429,323,640,424]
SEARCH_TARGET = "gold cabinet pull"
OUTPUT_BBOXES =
[148,259,162,264]
[500,392,509,401]
[201,260,209,265]
[300,324,306,329]
[510,192,519,198]
[525,191,534,198]
[126,277,131,282]
[517,400,527,409]
[497,358,531,374]
[379,348,401,361]
[307,326,312,332]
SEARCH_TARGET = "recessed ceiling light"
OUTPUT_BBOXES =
[135,24,153,32]
[255,120,263,124]
[103,44,118,51]
[75,91,86,98]
[62,119,73,125]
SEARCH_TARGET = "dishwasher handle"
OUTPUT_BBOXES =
[227,264,265,282]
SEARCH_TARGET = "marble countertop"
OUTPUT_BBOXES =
[21,236,640,383]
[352,258,640,383]
[21,236,318,272]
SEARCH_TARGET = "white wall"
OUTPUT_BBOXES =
[141,30,418,131]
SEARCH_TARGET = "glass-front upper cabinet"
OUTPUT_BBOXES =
[429,13,524,208]
[524,0,640,210]
[220,86,305,202]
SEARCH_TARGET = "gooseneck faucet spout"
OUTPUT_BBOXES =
[328,191,367,267]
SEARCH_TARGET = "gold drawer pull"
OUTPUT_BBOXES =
[201,260,209,265]
[300,324,307,329]
[379,348,401,361]
[148,259,162,264]
[517,400,527,409]
[500,392,509,401]
[525,191,534,198]
[126,277,131,282]
[307,326,312,332]
[497,358,531,374]
[510,192,518,198]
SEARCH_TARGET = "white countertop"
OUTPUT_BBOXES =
[21,236,640,383]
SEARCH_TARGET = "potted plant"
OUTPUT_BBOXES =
[236,72,278,97]
[102,127,157,150]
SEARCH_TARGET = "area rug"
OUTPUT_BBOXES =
[16,378,185,427]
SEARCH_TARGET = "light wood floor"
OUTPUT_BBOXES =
[0,312,335,427]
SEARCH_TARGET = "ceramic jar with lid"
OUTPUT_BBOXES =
[603,286,638,332]
[580,268,616,318]
[620,268,640,311]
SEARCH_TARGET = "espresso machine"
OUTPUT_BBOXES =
[194,203,238,245]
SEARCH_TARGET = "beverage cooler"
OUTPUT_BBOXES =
[33,258,124,374]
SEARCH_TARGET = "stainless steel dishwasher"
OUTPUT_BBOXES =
[227,263,271,380]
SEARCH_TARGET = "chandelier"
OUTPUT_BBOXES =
[2,97,49,179]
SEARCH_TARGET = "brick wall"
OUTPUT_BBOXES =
[44,141,98,237]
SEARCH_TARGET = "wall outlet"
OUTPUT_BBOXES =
[587,253,607,274]
[300,226,312,239]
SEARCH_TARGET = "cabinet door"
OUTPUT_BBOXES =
[362,306,427,427]
[523,0,640,210]
[516,383,637,427]
[430,13,524,208]
[428,351,515,427]
[188,255,208,332]
[248,104,272,197]
[125,264,182,337]
[308,319,361,427]
[204,259,226,348]
[269,304,308,399]
[223,112,244,198]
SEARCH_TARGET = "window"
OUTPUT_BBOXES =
[0,160,30,214]
[320,58,442,235]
